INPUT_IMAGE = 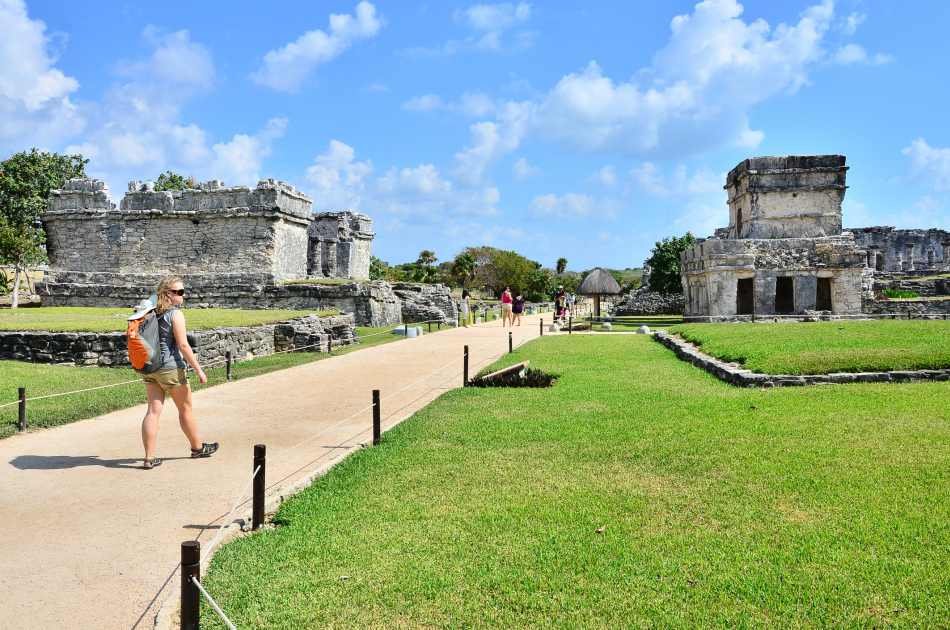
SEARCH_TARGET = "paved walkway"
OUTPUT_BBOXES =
[0,317,543,630]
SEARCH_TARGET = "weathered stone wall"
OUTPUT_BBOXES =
[37,275,402,327]
[849,226,950,272]
[682,236,867,319]
[43,178,312,281]
[614,287,684,315]
[725,155,847,239]
[861,298,950,317]
[872,273,950,297]
[0,314,356,367]
[391,283,458,323]
[307,211,373,280]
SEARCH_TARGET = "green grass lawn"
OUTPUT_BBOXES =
[0,306,338,333]
[199,335,950,628]
[670,320,950,375]
[0,326,408,438]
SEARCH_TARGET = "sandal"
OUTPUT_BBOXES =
[143,458,163,470]
[191,442,219,458]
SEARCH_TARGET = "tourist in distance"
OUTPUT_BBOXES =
[555,285,567,322]
[500,286,513,326]
[512,293,525,326]
[460,289,471,327]
[139,276,218,469]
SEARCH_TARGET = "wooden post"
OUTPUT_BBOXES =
[18,387,26,431]
[540,318,543,336]
[252,444,266,530]
[225,351,232,382]
[463,345,469,386]
[372,389,381,445]
[569,315,572,334]
[180,541,200,630]
[509,331,513,353]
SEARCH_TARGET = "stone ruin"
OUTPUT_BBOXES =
[681,156,868,321]
[849,226,950,273]
[38,178,457,326]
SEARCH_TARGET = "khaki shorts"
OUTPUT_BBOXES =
[501,303,513,312]
[142,368,189,393]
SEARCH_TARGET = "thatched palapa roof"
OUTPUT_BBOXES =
[577,268,621,295]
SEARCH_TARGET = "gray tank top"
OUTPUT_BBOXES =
[157,308,186,370]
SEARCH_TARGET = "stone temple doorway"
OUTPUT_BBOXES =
[816,277,832,311]
[736,278,754,315]
[775,277,794,314]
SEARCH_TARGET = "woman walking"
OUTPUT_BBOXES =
[500,286,513,327]
[138,276,218,469]
[512,293,525,326]
[460,289,471,327]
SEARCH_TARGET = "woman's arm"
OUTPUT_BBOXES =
[172,310,207,384]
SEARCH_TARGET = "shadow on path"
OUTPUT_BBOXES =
[9,455,189,470]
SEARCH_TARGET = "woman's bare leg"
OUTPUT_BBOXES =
[169,384,203,450]
[141,383,166,460]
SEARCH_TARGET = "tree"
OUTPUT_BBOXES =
[154,171,198,191]
[644,233,695,294]
[556,257,568,274]
[451,252,477,288]
[416,249,437,267]
[0,149,87,307]
[369,256,389,280]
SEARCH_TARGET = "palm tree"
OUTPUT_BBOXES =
[417,250,437,267]
[452,252,477,288]
[556,257,568,275]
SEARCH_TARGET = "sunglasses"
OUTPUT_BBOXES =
[168,289,186,296]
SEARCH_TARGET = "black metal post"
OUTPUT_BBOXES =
[328,336,333,354]
[509,331,513,353]
[404,323,409,336]
[463,345,469,386]
[569,315,572,334]
[428,321,432,333]
[181,541,200,630]
[18,387,26,431]
[252,444,266,531]
[540,318,543,336]
[372,389,381,445]
[225,351,232,382]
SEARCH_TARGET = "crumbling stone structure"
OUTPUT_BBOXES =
[307,211,373,280]
[682,156,868,321]
[37,178,460,326]
[849,226,950,272]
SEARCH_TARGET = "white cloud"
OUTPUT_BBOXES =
[306,139,373,209]
[903,138,950,192]
[631,162,721,197]
[0,0,84,153]
[530,192,596,217]
[402,94,444,112]
[453,100,533,184]
[118,27,215,89]
[402,91,496,117]
[405,2,533,56]
[841,11,866,35]
[833,43,893,65]
[594,165,617,187]
[210,117,288,186]
[302,140,499,218]
[251,2,382,92]
[513,156,539,180]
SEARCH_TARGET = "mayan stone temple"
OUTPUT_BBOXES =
[681,155,869,321]
[36,178,438,326]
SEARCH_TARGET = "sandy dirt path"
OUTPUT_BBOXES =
[0,316,543,630]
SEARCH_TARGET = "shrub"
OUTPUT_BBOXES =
[883,289,920,299]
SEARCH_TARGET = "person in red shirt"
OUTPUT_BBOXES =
[500,287,513,327]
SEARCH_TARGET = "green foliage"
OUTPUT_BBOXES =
[369,256,389,281]
[451,252,477,288]
[0,268,8,295]
[645,233,695,294]
[154,171,198,191]
[883,288,920,299]
[0,149,87,272]
[556,257,568,274]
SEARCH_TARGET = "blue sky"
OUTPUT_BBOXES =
[3,0,949,270]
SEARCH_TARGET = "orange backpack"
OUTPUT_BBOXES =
[126,310,162,373]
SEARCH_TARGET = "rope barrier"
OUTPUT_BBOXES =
[203,465,262,553]
[191,576,237,630]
